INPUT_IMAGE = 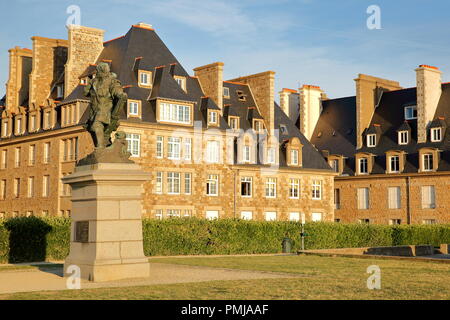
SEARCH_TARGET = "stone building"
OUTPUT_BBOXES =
[281,68,450,224]
[0,23,336,222]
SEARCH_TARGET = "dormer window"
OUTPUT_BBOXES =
[56,84,64,99]
[404,105,417,120]
[128,100,141,118]
[423,153,434,172]
[174,76,186,92]
[367,134,376,147]
[290,149,299,166]
[398,131,409,145]
[15,118,22,135]
[359,157,369,174]
[243,145,251,163]
[139,71,152,87]
[223,87,230,98]
[2,121,8,137]
[431,127,442,142]
[253,120,263,133]
[389,155,400,173]
[229,117,239,130]
[330,159,339,172]
[159,101,192,125]
[208,111,218,125]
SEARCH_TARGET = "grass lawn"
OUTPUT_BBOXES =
[1,255,450,300]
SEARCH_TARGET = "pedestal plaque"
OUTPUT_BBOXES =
[63,162,151,282]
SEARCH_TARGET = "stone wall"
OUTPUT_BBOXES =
[5,47,33,112]
[193,62,224,113]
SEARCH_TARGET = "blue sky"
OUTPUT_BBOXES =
[2,0,450,99]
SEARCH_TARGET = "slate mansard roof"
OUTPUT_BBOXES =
[58,25,330,172]
[311,84,450,175]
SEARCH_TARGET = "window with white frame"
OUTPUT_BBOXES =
[265,212,277,221]
[267,147,276,164]
[290,149,299,166]
[423,219,436,225]
[398,131,409,145]
[223,87,230,98]
[312,212,323,222]
[42,175,50,197]
[289,212,300,222]
[128,101,139,116]
[30,115,36,132]
[126,134,140,157]
[27,177,34,198]
[175,77,186,91]
[389,219,402,225]
[206,174,219,196]
[2,121,9,137]
[243,145,251,163]
[404,105,417,120]
[1,150,6,169]
[423,153,434,171]
[155,172,163,194]
[229,117,239,130]
[43,143,50,163]
[184,173,191,195]
[206,210,219,220]
[167,209,181,218]
[184,138,192,161]
[389,155,400,173]
[289,178,300,199]
[208,111,218,125]
[167,172,181,194]
[241,177,252,197]
[359,158,369,174]
[56,84,64,99]
[156,136,164,158]
[29,145,36,166]
[254,120,263,133]
[241,211,253,220]
[265,178,277,198]
[330,159,339,173]
[140,72,152,86]
[421,185,436,209]
[155,209,163,220]
[160,103,191,124]
[431,127,442,142]
[16,118,22,135]
[168,137,181,160]
[14,148,21,167]
[367,134,376,147]
[357,187,370,210]
[388,187,401,209]
[206,141,220,163]
[312,180,322,200]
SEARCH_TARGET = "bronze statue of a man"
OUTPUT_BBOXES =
[84,62,128,149]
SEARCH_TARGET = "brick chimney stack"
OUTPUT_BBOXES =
[416,65,442,143]
[5,47,33,112]
[299,85,324,140]
[228,71,276,134]
[64,25,105,98]
[193,62,224,114]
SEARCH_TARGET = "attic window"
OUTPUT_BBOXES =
[279,125,288,135]
[431,127,442,142]
[56,84,64,99]
[223,87,230,98]
[174,76,187,92]
[208,111,218,125]
[398,131,409,145]
[404,105,417,120]
[367,134,376,147]
[236,90,247,101]
[139,71,152,87]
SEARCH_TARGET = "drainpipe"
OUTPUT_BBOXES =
[406,176,412,225]
[234,169,238,219]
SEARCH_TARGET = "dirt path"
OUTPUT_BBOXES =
[0,262,298,295]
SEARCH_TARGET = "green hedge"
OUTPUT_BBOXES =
[0,217,449,263]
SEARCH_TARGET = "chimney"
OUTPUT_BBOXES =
[354,74,402,148]
[416,65,442,143]
[299,85,324,140]
[29,37,68,107]
[65,25,105,98]
[228,71,276,134]
[5,47,33,112]
[279,88,299,120]
[193,62,224,114]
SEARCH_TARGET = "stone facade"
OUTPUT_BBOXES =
[335,173,450,224]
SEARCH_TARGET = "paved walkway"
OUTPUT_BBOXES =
[0,262,298,295]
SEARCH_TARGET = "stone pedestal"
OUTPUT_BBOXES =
[63,163,150,282]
